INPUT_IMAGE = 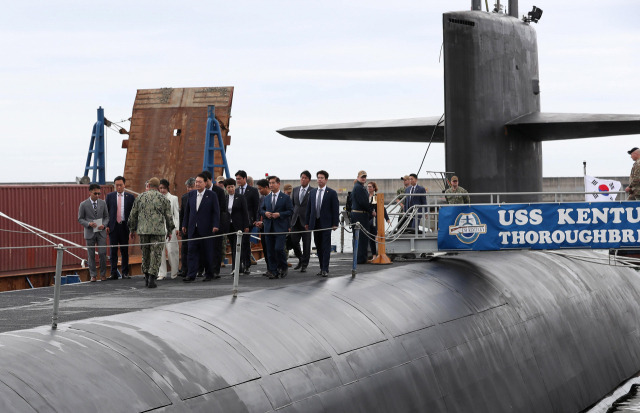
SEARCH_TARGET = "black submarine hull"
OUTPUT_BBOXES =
[1,250,639,412]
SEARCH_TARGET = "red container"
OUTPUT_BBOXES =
[0,184,114,274]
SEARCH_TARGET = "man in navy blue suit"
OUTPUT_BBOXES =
[260,176,293,279]
[181,173,220,283]
[105,176,135,280]
[306,170,340,277]
[404,173,427,230]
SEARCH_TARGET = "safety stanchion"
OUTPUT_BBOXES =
[52,244,66,330]
[372,193,392,265]
[352,223,360,277]
[233,231,242,297]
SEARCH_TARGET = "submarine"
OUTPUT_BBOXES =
[2,2,640,413]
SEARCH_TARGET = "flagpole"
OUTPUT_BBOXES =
[583,161,587,177]
[583,161,588,202]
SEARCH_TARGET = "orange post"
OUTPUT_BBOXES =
[371,193,392,265]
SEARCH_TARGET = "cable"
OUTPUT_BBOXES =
[416,113,445,177]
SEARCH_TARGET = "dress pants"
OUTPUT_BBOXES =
[228,225,245,271]
[368,219,378,256]
[265,233,287,273]
[86,235,107,278]
[351,211,370,264]
[187,228,215,279]
[313,220,331,272]
[109,222,129,276]
[180,231,189,273]
[290,221,311,267]
[158,228,179,278]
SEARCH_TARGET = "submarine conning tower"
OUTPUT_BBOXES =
[444,3,542,197]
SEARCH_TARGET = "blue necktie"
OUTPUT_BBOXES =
[316,189,323,217]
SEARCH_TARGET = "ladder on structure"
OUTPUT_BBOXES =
[202,105,231,179]
[83,107,106,184]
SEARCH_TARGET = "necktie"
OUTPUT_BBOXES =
[299,187,305,204]
[316,188,323,217]
[93,201,97,217]
[272,194,277,211]
[241,186,245,195]
[197,192,203,211]
[117,193,123,223]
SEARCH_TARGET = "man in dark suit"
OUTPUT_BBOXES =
[202,170,227,278]
[290,170,313,272]
[178,177,195,277]
[105,176,135,280]
[222,178,250,273]
[306,170,340,277]
[404,173,427,230]
[235,170,260,274]
[260,176,293,279]
[253,179,271,272]
[181,173,220,282]
[78,184,110,282]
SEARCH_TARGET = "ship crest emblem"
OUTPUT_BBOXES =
[449,212,487,244]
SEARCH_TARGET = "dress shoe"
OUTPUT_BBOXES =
[316,271,323,276]
[202,277,213,282]
[300,266,307,273]
[108,274,119,280]
[265,271,276,279]
[212,273,221,279]
[148,276,157,288]
[243,269,251,275]
[90,276,97,282]
[183,277,196,283]
[122,274,131,279]
[279,269,288,279]
[321,271,328,277]
[294,261,303,270]
[196,271,204,278]
[176,269,185,277]
[268,272,280,279]
[157,276,166,281]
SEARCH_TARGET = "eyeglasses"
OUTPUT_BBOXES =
[92,192,101,195]
[360,175,367,178]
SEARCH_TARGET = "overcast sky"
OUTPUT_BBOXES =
[1,0,638,183]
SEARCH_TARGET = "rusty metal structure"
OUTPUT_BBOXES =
[122,87,234,197]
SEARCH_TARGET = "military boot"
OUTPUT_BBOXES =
[144,273,149,287]
[148,275,157,289]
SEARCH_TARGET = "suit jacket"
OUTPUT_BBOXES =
[78,198,109,240]
[260,192,293,234]
[307,186,339,230]
[182,189,220,238]
[291,185,313,227]
[405,185,427,210]
[236,185,260,224]
[224,194,250,232]
[105,191,134,232]
[180,192,189,236]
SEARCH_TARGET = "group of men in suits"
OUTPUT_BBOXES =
[256,170,339,278]
[180,169,260,282]
[78,177,136,282]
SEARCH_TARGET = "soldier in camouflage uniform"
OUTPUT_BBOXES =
[445,176,471,204]
[128,177,175,288]
[625,147,640,201]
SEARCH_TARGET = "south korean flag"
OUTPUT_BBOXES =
[584,175,622,202]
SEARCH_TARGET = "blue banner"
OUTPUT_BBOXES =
[438,202,640,251]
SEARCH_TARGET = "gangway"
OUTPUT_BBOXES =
[371,190,632,258]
